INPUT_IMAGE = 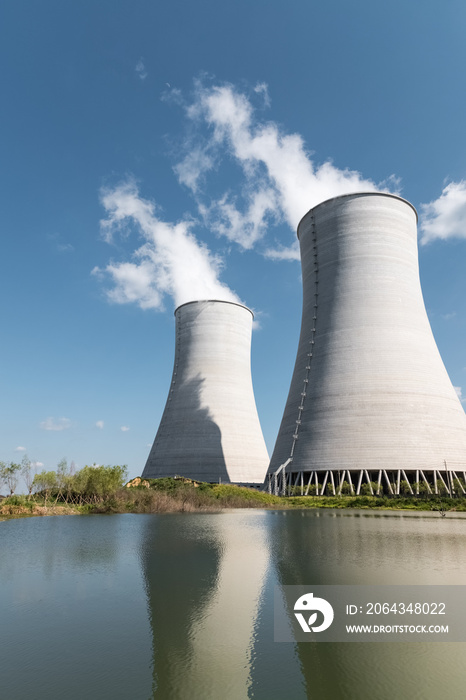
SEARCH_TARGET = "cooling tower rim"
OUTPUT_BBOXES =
[297,191,418,239]
[174,299,254,319]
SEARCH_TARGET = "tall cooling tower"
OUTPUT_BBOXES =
[268,192,466,496]
[143,300,269,484]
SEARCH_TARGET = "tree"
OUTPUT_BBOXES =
[0,462,21,495]
[80,464,128,502]
[54,458,68,503]
[360,482,378,496]
[33,470,58,508]
[21,455,35,498]
[437,481,449,496]
[399,480,412,495]
[340,480,352,495]
[65,464,128,505]
[414,481,430,498]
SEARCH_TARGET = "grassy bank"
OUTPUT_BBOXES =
[285,494,466,511]
[1,479,465,518]
[0,481,283,517]
[84,479,284,513]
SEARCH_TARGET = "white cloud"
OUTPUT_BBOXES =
[95,179,241,311]
[173,147,216,193]
[253,82,270,107]
[15,446,26,452]
[442,311,456,321]
[174,81,384,254]
[263,241,300,262]
[57,243,74,253]
[95,420,104,429]
[120,426,130,432]
[419,181,466,244]
[31,461,44,469]
[40,417,71,431]
[135,59,147,81]
[47,233,75,253]
[94,259,163,310]
[454,387,466,404]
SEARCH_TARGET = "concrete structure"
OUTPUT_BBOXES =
[143,299,269,484]
[267,192,466,496]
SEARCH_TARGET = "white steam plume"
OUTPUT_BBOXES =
[94,180,240,311]
[174,81,390,259]
[96,80,404,311]
[419,181,466,244]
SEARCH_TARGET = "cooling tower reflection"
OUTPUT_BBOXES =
[140,511,270,699]
[3,510,464,699]
[270,509,466,700]
[140,509,466,699]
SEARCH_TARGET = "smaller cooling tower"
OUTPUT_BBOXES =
[143,300,269,484]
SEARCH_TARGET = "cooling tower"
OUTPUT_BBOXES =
[143,300,269,484]
[268,192,466,496]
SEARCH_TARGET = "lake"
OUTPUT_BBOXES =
[1,509,465,699]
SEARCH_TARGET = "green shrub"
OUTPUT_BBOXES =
[399,480,412,495]
[1,494,33,508]
[339,480,352,495]
[414,481,431,498]
[360,482,377,496]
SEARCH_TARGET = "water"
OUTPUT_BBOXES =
[0,509,465,699]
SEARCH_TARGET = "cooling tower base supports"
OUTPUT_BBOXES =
[267,467,466,497]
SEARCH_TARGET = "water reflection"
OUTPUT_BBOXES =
[0,513,119,580]
[0,515,153,700]
[141,511,270,699]
[270,509,466,700]
[271,509,466,585]
[1,509,465,699]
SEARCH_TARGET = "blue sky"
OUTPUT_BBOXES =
[2,0,466,483]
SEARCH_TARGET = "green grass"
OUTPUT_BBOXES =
[283,494,466,511]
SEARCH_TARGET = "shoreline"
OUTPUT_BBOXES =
[1,488,465,520]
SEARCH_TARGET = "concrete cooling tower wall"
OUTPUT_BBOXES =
[267,192,466,497]
[143,300,269,484]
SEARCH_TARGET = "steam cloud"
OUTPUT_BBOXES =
[94,179,241,311]
[174,81,390,259]
[97,80,464,312]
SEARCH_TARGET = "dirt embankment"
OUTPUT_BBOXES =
[0,503,77,517]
